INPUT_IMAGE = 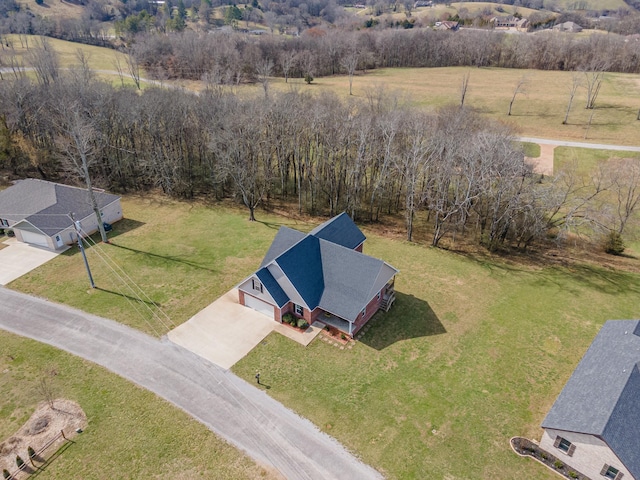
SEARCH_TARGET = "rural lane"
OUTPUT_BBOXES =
[517,137,640,152]
[0,287,383,480]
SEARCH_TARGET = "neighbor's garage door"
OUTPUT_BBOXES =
[19,230,49,248]
[244,295,274,318]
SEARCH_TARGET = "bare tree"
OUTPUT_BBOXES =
[602,158,640,235]
[563,73,581,125]
[341,48,359,96]
[583,61,608,110]
[507,75,528,116]
[54,102,109,243]
[279,50,296,84]
[125,47,141,90]
[27,36,58,87]
[113,56,126,88]
[255,58,273,99]
[459,71,470,108]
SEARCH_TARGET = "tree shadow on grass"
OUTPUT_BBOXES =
[106,242,217,273]
[360,292,446,350]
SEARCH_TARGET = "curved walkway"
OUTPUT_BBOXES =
[0,287,383,480]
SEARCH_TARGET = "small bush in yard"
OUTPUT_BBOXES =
[3,469,12,479]
[15,456,23,468]
[282,313,295,324]
[569,471,578,479]
[604,230,625,255]
[554,459,564,469]
[27,446,35,458]
[296,318,308,329]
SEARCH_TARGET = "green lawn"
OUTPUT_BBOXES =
[521,141,541,158]
[9,196,305,336]
[555,147,640,175]
[0,331,279,479]
[8,196,640,479]
[233,230,640,479]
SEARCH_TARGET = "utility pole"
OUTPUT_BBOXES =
[71,213,95,289]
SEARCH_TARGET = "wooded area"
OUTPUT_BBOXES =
[1,43,638,253]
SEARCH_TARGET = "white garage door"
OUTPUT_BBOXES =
[19,230,49,248]
[244,295,274,318]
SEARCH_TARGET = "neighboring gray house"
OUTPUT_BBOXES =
[238,213,398,337]
[0,179,122,251]
[541,320,640,480]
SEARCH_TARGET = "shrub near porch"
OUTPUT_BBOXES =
[233,234,640,479]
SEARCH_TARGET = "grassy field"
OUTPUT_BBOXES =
[0,330,279,479]
[9,196,295,336]
[233,227,640,479]
[551,0,629,10]
[264,67,640,146]
[8,196,640,479]
[3,36,639,146]
[555,146,640,175]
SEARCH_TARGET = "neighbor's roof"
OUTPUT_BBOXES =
[542,320,640,479]
[249,213,398,323]
[0,179,120,237]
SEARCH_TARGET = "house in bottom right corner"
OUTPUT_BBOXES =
[540,320,640,480]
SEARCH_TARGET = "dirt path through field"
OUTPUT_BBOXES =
[526,143,555,176]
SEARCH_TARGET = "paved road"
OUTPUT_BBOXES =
[518,137,640,152]
[0,287,383,480]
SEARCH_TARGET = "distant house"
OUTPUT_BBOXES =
[238,213,398,338]
[434,21,459,31]
[414,0,433,7]
[0,179,122,251]
[553,21,583,33]
[491,16,528,30]
[540,320,640,480]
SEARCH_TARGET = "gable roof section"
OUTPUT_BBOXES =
[275,235,324,309]
[541,320,640,479]
[255,268,289,308]
[251,213,398,321]
[318,240,397,322]
[0,179,120,237]
[310,212,366,250]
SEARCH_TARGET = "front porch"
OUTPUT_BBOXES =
[316,311,354,336]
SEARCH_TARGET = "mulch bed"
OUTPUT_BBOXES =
[510,437,591,480]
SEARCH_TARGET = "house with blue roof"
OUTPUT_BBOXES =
[540,320,640,480]
[237,213,398,338]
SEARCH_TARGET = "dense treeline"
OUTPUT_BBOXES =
[0,49,638,252]
[130,28,640,84]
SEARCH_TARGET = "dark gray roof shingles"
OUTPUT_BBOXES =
[310,212,366,250]
[0,179,120,236]
[275,235,325,309]
[260,227,306,268]
[542,319,640,479]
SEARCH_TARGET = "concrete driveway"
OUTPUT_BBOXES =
[0,238,64,285]
[168,289,323,369]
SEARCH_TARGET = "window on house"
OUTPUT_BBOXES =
[601,465,622,480]
[553,436,575,456]
[377,291,381,300]
[294,304,303,316]
[0,219,8,227]
[361,307,366,317]
[251,279,263,293]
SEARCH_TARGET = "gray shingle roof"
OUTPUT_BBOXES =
[260,227,306,268]
[542,320,640,479]
[252,213,398,323]
[0,179,120,236]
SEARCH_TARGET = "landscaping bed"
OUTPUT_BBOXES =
[511,437,590,480]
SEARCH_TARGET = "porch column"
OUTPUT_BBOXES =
[348,321,353,336]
